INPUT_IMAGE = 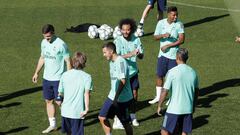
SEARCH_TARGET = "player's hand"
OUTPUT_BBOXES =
[80,110,88,118]
[161,45,169,52]
[235,36,240,43]
[32,73,38,83]
[163,33,170,38]
[131,49,139,56]
[56,101,62,106]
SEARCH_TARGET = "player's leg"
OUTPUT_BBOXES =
[99,98,114,134]
[71,119,84,135]
[149,56,167,104]
[117,101,133,135]
[157,0,167,20]
[139,0,156,28]
[42,80,58,133]
[129,74,140,126]
[161,113,179,135]
[181,114,192,135]
[61,117,72,135]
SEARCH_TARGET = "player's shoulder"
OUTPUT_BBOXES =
[131,35,141,42]
[41,39,47,45]
[117,56,127,63]
[55,37,66,44]
[158,18,167,24]
[81,70,91,78]
[175,20,184,27]
[114,36,123,45]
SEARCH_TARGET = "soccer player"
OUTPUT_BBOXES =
[157,48,199,135]
[138,0,167,31]
[56,52,93,135]
[98,42,133,135]
[113,18,144,127]
[149,6,185,104]
[32,24,71,133]
[235,36,240,43]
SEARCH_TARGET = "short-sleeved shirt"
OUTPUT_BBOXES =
[108,56,133,102]
[114,35,144,77]
[164,64,198,114]
[58,69,93,119]
[41,36,70,81]
[154,18,184,59]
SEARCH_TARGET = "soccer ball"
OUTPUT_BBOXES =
[134,28,144,37]
[88,25,99,39]
[113,26,122,39]
[98,24,113,40]
[98,28,110,40]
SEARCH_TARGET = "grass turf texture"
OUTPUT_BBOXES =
[0,0,240,134]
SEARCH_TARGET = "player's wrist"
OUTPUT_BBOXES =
[56,95,63,101]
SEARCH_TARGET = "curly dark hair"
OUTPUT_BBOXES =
[119,18,137,35]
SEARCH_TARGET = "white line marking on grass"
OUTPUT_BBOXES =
[168,1,240,12]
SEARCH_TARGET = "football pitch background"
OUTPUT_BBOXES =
[0,0,240,134]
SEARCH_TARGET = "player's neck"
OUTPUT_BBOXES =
[111,54,118,62]
[177,61,185,65]
[167,19,174,24]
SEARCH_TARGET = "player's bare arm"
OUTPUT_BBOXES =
[32,56,44,83]
[113,79,126,104]
[157,89,168,116]
[65,57,72,70]
[161,33,185,52]
[154,33,171,40]
[121,49,139,59]
[81,90,90,117]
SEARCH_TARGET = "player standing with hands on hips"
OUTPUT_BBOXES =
[32,24,71,133]
[149,6,185,104]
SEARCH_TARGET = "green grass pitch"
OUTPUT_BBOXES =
[0,0,240,134]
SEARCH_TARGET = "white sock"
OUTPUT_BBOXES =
[156,87,162,99]
[106,133,112,135]
[140,18,144,24]
[48,117,56,127]
[130,113,136,120]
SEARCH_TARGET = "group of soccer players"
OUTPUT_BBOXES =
[32,0,200,135]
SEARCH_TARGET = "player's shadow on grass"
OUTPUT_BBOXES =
[0,87,42,102]
[85,109,100,126]
[199,78,240,96]
[196,78,240,108]
[192,114,210,129]
[136,99,152,112]
[0,126,28,135]
[142,14,230,37]
[0,102,21,109]
[138,113,160,123]
[65,23,100,33]
[197,93,228,108]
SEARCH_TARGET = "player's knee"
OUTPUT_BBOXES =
[45,99,54,104]
[161,129,169,135]
[98,116,105,122]
[133,91,138,100]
